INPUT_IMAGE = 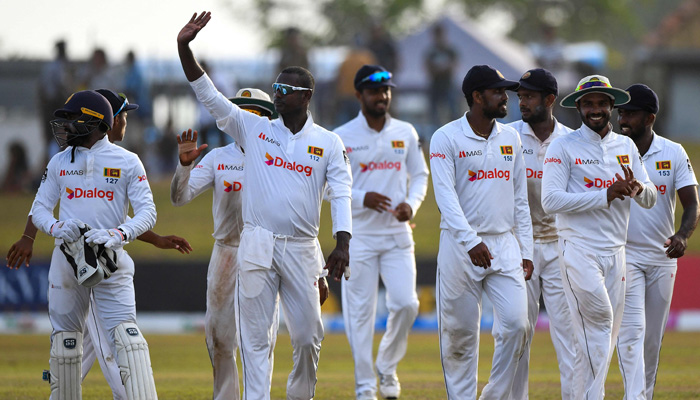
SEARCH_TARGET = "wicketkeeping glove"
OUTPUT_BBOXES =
[50,219,86,242]
[85,228,128,249]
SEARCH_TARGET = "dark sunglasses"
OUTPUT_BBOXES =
[113,93,129,117]
[272,83,312,96]
[359,71,392,84]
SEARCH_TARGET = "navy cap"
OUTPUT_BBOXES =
[354,65,396,91]
[462,65,519,97]
[95,89,139,117]
[54,90,114,130]
[617,84,659,114]
[518,68,558,96]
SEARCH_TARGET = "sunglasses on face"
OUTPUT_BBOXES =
[272,83,312,96]
[359,70,392,84]
[576,80,611,91]
[113,93,129,117]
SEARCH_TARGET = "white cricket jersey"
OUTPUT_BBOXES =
[31,136,156,244]
[171,143,245,246]
[429,114,534,260]
[334,112,429,236]
[626,133,698,266]
[508,119,573,242]
[190,74,352,238]
[541,124,657,255]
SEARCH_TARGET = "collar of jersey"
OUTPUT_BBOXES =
[520,117,566,144]
[358,110,392,134]
[460,114,502,140]
[579,123,617,144]
[275,111,314,138]
[73,135,109,153]
[644,132,663,158]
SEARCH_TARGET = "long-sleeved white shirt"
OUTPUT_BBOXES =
[31,136,156,245]
[508,118,573,242]
[626,133,697,266]
[430,115,533,260]
[334,112,429,236]
[170,143,245,246]
[541,124,657,255]
[190,73,352,238]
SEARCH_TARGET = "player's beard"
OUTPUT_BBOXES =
[364,102,388,118]
[484,100,508,119]
[522,104,547,124]
[580,109,611,133]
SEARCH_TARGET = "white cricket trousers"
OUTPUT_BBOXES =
[616,262,676,400]
[341,232,419,396]
[511,240,576,400]
[558,239,626,400]
[206,243,241,400]
[83,300,127,400]
[236,234,324,400]
[437,230,528,400]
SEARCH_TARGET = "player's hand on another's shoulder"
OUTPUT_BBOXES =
[664,235,688,259]
[177,11,212,46]
[6,236,34,269]
[522,259,534,281]
[363,192,392,213]
[468,242,493,269]
[177,129,208,166]
[393,202,413,222]
[324,231,351,281]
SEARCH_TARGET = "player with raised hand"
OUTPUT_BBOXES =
[615,84,699,399]
[178,11,352,400]
[30,89,158,399]
[542,75,657,400]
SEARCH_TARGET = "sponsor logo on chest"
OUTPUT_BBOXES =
[60,169,84,176]
[264,153,313,176]
[258,132,281,147]
[360,161,402,172]
[223,180,242,192]
[458,150,482,158]
[346,145,369,153]
[575,158,600,165]
[526,168,542,179]
[583,176,614,189]
[217,163,244,171]
[66,187,114,201]
[468,168,510,182]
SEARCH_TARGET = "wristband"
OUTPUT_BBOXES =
[117,228,128,242]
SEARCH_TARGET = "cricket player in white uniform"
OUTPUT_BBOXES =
[335,65,429,400]
[507,68,576,400]
[178,12,352,400]
[542,75,657,400]
[430,65,534,399]
[30,90,159,399]
[615,84,699,400]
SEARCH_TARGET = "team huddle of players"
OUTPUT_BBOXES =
[6,10,698,400]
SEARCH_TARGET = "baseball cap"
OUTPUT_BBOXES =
[229,88,278,119]
[462,65,519,97]
[54,90,114,130]
[518,68,558,96]
[95,89,139,118]
[560,75,630,108]
[617,84,659,114]
[354,65,396,91]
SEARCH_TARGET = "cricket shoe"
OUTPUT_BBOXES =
[356,390,377,400]
[378,371,401,399]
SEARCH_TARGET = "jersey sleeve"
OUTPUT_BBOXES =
[512,134,533,260]
[325,135,353,237]
[630,143,657,209]
[189,73,261,150]
[30,160,62,234]
[675,144,699,190]
[541,138,609,214]
[119,156,156,240]
[429,130,481,251]
[404,127,430,216]
[170,152,216,206]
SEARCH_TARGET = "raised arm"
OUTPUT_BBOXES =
[177,11,210,82]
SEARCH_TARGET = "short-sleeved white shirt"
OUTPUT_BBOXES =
[626,133,698,266]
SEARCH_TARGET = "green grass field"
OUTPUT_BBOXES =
[3,143,700,263]
[2,332,700,399]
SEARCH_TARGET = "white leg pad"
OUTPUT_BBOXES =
[114,323,158,400]
[49,331,83,400]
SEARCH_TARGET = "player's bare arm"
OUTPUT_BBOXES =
[137,231,193,254]
[468,242,494,269]
[324,231,351,281]
[363,192,392,213]
[177,129,208,166]
[6,216,38,269]
[393,202,413,222]
[522,259,534,281]
[664,185,700,258]
[177,11,211,82]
